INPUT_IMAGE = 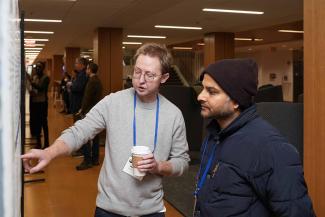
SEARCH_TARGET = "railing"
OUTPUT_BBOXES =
[171,65,190,87]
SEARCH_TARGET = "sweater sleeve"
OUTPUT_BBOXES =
[250,143,315,217]
[58,96,108,151]
[168,111,190,176]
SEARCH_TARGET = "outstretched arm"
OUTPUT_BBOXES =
[21,139,71,174]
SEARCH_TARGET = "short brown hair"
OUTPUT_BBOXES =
[134,43,172,74]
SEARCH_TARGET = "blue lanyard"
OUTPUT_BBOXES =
[194,136,217,196]
[133,93,159,152]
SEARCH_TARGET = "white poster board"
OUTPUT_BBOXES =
[0,0,22,216]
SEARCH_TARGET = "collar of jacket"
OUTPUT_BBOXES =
[206,104,258,141]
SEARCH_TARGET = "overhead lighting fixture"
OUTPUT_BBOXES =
[235,37,252,41]
[24,38,49,42]
[24,30,54,34]
[197,43,205,46]
[278,30,304,34]
[122,46,126,49]
[25,48,43,50]
[234,38,263,41]
[172,47,192,50]
[25,19,62,23]
[127,35,166,39]
[24,44,45,47]
[122,42,142,45]
[203,8,264,15]
[155,25,202,30]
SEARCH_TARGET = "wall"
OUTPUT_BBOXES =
[0,0,22,216]
[236,50,294,101]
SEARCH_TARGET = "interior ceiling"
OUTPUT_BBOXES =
[21,0,303,59]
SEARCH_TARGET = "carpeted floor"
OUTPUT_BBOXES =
[163,162,200,217]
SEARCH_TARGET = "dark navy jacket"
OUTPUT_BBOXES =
[70,70,88,114]
[196,105,315,217]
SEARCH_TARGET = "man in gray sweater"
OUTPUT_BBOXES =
[22,43,190,217]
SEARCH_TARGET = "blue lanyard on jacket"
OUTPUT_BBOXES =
[133,93,159,152]
[194,135,218,196]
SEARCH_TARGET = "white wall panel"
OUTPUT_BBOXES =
[0,0,22,216]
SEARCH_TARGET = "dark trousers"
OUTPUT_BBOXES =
[82,134,99,163]
[32,101,49,149]
[94,207,165,217]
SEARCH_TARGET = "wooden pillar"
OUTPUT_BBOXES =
[52,55,63,82]
[304,0,325,216]
[203,32,234,67]
[65,47,80,75]
[46,58,52,76]
[93,27,123,96]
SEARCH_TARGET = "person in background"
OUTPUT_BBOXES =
[22,43,189,217]
[194,58,315,217]
[75,62,103,170]
[69,57,88,115]
[59,71,71,114]
[29,61,50,149]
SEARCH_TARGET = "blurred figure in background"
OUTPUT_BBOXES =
[29,61,50,149]
[69,57,88,115]
[75,62,103,170]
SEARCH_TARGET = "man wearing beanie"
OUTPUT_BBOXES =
[193,58,315,217]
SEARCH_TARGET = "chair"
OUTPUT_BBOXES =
[255,85,283,102]
[256,102,303,161]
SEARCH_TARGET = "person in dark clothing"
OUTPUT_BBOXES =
[75,63,103,170]
[69,57,88,114]
[59,71,71,113]
[29,61,50,149]
[194,58,315,217]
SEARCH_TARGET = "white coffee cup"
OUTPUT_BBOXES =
[131,146,151,168]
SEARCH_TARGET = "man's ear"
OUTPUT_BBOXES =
[160,73,169,84]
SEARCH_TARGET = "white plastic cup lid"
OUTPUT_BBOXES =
[131,146,151,155]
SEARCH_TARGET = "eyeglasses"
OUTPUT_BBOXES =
[132,67,162,81]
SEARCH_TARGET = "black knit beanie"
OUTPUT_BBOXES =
[201,58,258,110]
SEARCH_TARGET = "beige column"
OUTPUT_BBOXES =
[65,47,80,75]
[203,32,234,67]
[93,27,123,96]
[304,0,325,216]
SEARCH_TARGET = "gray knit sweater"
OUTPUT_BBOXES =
[59,88,190,216]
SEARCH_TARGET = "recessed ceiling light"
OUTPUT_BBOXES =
[24,44,45,47]
[234,38,263,41]
[24,38,49,42]
[122,42,142,45]
[155,25,202,30]
[25,48,43,50]
[235,37,252,41]
[278,30,304,34]
[203,8,264,15]
[24,31,54,34]
[127,35,166,39]
[122,46,126,49]
[24,19,62,23]
[172,47,192,50]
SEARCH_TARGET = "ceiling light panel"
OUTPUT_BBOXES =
[278,30,304,33]
[122,42,142,45]
[155,25,202,30]
[203,8,264,15]
[24,19,62,23]
[127,35,166,39]
[24,31,54,34]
